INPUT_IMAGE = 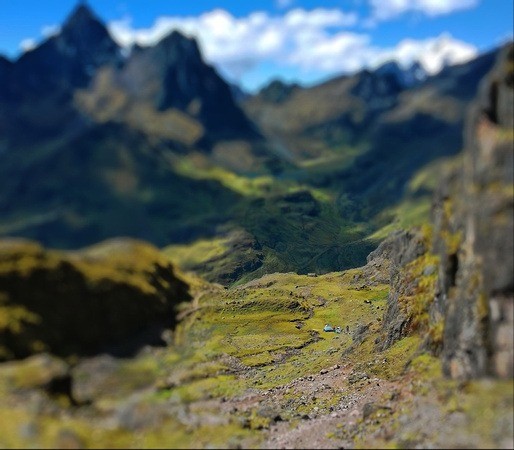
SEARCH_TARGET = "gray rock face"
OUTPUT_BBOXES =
[119,30,258,139]
[433,43,513,379]
[372,230,427,351]
[368,44,512,379]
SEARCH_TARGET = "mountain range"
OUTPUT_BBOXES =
[0,3,503,284]
[0,5,512,448]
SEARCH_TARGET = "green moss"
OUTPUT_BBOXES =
[163,236,230,269]
[0,403,259,449]
[168,270,390,395]
[397,250,439,334]
[166,375,246,403]
[428,319,444,349]
[457,380,514,443]
[0,238,190,359]
[379,336,422,379]
[408,353,442,380]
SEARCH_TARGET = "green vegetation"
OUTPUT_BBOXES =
[369,155,462,240]
[0,265,392,448]
[0,25,510,448]
[171,271,389,387]
[0,244,511,449]
[0,238,190,359]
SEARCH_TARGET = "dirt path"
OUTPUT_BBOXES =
[194,362,402,449]
[262,366,398,449]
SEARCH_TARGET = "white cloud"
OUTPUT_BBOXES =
[108,8,358,79]
[288,33,372,72]
[276,0,295,9]
[288,31,477,75]
[14,7,481,90]
[20,38,36,52]
[370,0,479,21]
[107,9,477,89]
[41,25,61,38]
[18,25,60,54]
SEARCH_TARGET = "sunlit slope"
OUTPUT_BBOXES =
[0,264,510,448]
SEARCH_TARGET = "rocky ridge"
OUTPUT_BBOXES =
[369,43,513,380]
[0,238,190,360]
[434,43,514,379]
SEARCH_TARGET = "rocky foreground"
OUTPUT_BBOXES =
[0,256,511,448]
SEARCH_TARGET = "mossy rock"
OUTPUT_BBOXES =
[0,238,190,360]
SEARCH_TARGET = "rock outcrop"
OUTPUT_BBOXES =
[374,43,513,379]
[370,43,513,381]
[0,238,190,360]
[432,43,514,379]
[372,229,428,351]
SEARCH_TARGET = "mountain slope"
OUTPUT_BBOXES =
[0,123,244,247]
[244,49,498,219]
[2,5,121,141]
[0,41,510,450]
[0,3,505,284]
[0,4,270,254]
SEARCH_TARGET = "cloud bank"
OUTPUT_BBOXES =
[107,8,477,89]
[370,0,480,21]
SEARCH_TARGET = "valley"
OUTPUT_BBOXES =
[0,258,511,448]
[0,3,512,449]
[0,4,500,285]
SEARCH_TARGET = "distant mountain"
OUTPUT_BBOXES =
[244,48,499,215]
[374,60,427,88]
[79,29,259,143]
[0,3,505,284]
[0,5,122,140]
[1,4,263,156]
[12,5,121,96]
[257,79,300,103]
[0,4,269,252]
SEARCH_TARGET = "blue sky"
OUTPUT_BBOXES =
[1,0,512,91]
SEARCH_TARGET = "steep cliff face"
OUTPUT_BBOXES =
[433,43,514,379]
[373,43,513,379]
[372,229,428,351]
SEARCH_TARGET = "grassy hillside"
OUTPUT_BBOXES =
[0,32,499,285]
[0,265,510,448]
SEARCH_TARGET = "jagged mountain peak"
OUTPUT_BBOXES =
[153,30,203,64]
[115,27,257,138]
[4,2,122,129]
[58,2,119,55]
[63,2,98,28]
[374,59,427,87]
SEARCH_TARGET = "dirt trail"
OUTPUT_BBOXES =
[263,367,395,449]
[204,362,404,449]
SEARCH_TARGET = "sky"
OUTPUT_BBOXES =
[0,0,512,92]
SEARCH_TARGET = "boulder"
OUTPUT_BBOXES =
[0,238,190,360]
